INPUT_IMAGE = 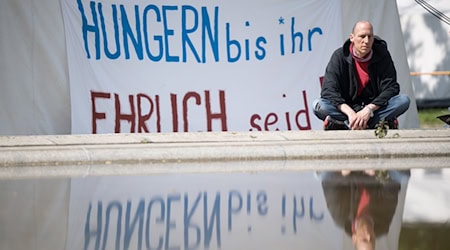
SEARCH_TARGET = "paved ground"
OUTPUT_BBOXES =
[0,129,449,178]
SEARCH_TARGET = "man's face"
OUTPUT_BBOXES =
[350,22,374,58]
[352,216,376,250]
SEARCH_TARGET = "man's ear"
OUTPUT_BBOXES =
[349,33,354,43]
[352,234,357,244]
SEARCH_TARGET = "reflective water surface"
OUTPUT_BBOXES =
[0,168,449,250]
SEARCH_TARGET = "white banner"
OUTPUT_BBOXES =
[62,0,342,134]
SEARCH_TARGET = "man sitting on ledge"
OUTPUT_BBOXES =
[313,20,410,130]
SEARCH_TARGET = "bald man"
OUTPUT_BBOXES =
[313,21,410,130]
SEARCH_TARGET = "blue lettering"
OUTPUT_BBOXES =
[309,196,324,221]
[103,201,123,249]
[77,2,323,63]
[98,3,120,59]
[201,7,219,62]
[308,27,323,51]
[145,197,165,250]
[75,2,229,63]
[255,37,267,60]
[143,5,163,61]
[121,5,143,60]
[244,22,251,60]
[84,202,102,250]
[77,0,100,59]
[256,191,268,215]
[281,194,286,217]
[279,34,285,56]
[203,192,221,248]
[124,200,145,249]
[181,6,201,63]
[292,196,305,233]
[246,191,251,214]
[165,194,181,250]
[162,6,179,62]
[81,191,338,248]
[225,21,266,62]
[226,23,240,63]
[227,190,242,231]
[291,17,304,53]
[83,192,228,250]
[289,17,323,53]
[184,193,202,250]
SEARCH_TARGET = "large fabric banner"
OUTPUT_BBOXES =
[62,0,342,134]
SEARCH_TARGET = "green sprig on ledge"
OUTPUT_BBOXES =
[374,120,389,138]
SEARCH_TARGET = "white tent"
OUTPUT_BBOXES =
[0,0,420,135]
[397,0,450,108]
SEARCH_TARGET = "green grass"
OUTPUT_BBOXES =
[399,224,450,250]
[417,108,449,128]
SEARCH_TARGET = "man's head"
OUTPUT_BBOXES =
[352,214,376,250]
[350,21,374,58]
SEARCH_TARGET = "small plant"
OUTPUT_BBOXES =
[374,120,389,138]
[375,170,390,184]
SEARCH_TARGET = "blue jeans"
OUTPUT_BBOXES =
[312,94,410,128]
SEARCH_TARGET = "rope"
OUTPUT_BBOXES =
[414,0,450,26]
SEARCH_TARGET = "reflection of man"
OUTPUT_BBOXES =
[319,171,407,249]
[352,213,375,250]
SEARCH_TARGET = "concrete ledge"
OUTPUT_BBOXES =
[0,129,449,178]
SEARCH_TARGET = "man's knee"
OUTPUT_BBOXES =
[397,94,411,111]
[312,99,321,117]
[312,98,329,120]
[313,99,323,112]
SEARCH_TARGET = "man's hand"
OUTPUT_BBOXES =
[338,103,377,130]
[349,107,372,129]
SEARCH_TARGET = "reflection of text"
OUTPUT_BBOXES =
[85,193,221,250]
[281,194,324,234]
[83,190,324,249]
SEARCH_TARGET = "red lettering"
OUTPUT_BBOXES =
[285,112,292,130]
[265,113,278,131]
[114,93,136,133]
[249,114,262,131]
[137,93,152,133]
[91,91,111,134]
[155,95,161,133]
[183,92,202,132]
[248,90,311,131]
[171,94,178,132]
[295,90,311,130]
[89,90,227,133]
[205,90,227,131]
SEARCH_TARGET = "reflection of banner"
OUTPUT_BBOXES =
[61,0,342,134]
[66,173,340,250]
[65,172,408,250]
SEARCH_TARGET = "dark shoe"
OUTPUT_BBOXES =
[387,118,399,129]
[323,116,349,130]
